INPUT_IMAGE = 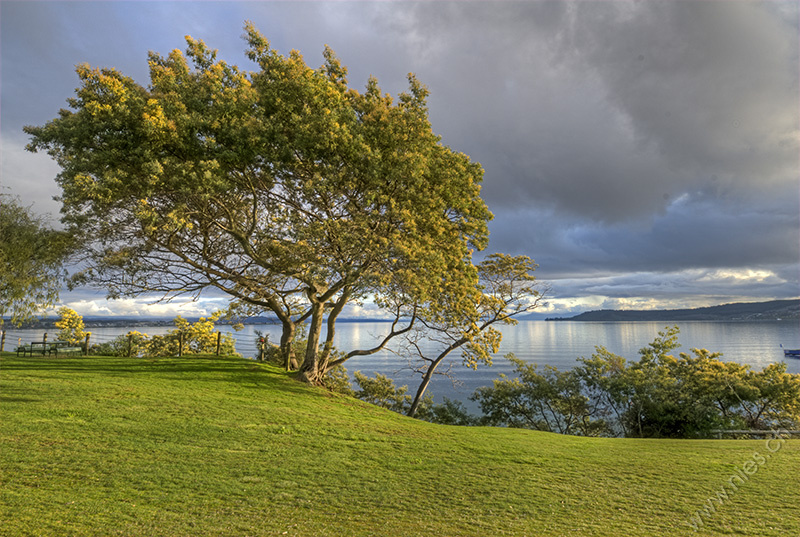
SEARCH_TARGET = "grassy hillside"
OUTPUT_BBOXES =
[1,353,798,536]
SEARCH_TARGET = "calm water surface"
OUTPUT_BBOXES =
[7,320,799,407]
[333,320,800,405]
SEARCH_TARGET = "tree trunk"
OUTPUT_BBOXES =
[407,336,466,417]
[299,301,325,383]
[279,320,296,371]
[317,288,351,377]
[408,365,437,417]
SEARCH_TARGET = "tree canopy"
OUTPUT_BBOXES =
[25,23,493,382]
[0,196,70,327]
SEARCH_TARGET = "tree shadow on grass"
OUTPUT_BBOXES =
[0,396,40,403]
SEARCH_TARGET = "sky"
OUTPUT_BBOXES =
[1,0,799,319]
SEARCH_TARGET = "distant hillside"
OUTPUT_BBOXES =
[548,299,800,322]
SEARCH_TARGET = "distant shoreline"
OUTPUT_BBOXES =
[545,299,799,322]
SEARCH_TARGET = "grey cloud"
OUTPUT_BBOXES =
[362,1,798,224]
[489,190,799,277]
[360,0,798,305]
[570,1,798,191]
[0,134,62,219]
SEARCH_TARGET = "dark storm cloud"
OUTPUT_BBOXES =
[366,1,798,221]
[357,0,799,305]
[570,1,798,199]
[1,1,797,312]
[489,187,799,274]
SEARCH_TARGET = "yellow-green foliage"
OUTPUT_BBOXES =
[475,327,800,438]
[54,307,88,345]
[146,311,238,357]
[122,330,150,358]
[93,313,238,358]
[24,23,493,384]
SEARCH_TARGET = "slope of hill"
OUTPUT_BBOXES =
[1,352,799,536]
[548,299,799,321]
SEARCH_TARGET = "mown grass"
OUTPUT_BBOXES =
[1,352,797,536]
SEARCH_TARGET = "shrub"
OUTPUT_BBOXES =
[55,307,88,346]
[322,364,354,396]
[353,371,414,413]
[473,355,609,436]
[89,313,239,358]
[90,331,150,357]
[475,327,800,438]
[421,397,478,426]
[146,313,239,357]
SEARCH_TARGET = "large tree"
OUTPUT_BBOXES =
[25,24,492,383]
[0,196,70,327]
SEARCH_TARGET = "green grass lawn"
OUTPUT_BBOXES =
[1,353,797,536]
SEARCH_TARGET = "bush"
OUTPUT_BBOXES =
[475,327,800,438]
[353,371,413,413]
[145,313,239,357]
[90,331,150,357]
[421,397,478,426]
[89,313,238,358]
[352,371,481,425]
[473,355,609,436]
[55,307,88,347]
[322,364,354,396]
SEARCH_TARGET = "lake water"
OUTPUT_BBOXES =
[330,320,800,406]
[5,320,799,409]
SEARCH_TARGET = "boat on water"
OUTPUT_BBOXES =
[781,345,800,358]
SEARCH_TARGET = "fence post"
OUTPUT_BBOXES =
[128,333,133,358]
[216,331,222,356]
[84,333,91,356]
[0,330,5,352]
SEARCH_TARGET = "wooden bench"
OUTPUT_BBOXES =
[15,341,49,357]
[49,341,84,357]
[15,341,84,357]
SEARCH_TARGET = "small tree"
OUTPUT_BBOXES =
[424,397,478,426]
[573,346,632,436]
[147,312,238,357]
[55,306,87,346]
[353,371,416,414]
[0,196,71,327]
[125,331,151,358]
[574,328,725,438]
[573,327,800,437]
[351,370,478,424]
[696,357,800,431]
[403,254,547,417]
[473,355,609,436]
[90,330,149,357]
